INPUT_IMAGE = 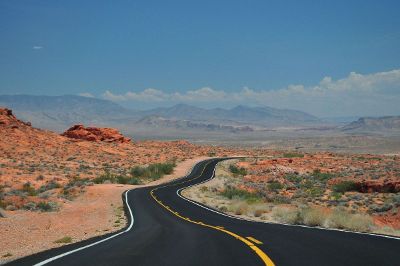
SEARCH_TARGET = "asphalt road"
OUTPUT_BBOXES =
[9,158,400,266]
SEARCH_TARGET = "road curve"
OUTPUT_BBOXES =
[9,158,400,266]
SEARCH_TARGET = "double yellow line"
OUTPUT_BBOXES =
[150,160,275,266]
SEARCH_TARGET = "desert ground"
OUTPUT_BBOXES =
[1,107,400,263]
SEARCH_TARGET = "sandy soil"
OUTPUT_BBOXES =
[0,157,207,264]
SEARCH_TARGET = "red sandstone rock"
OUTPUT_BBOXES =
[0,108,31,128]
[355,180,400,193]
[62,124,131,143]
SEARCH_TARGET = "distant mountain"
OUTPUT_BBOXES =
[138,103,319,126]
[0,95,137,131]
[0,95,323,138]
[343,116,400,134]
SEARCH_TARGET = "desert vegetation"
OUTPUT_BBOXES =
[183,155,400,236]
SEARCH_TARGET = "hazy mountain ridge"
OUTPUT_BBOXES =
[0,95,322,131]
[343,116,400,133]
[0,95,137,131]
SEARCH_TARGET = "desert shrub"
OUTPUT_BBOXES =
[130,162,175,180]
[332,181,358,193]
[130,166,146,177]
[369,203,393,213]
[312,170,335,182]
[22,182,37,196]
[220,187,261,202]
[218,206,228,212]
[229,165,247,176]
[23,202,37,210]
[271,206,300,224]
[268,181,284,191]
[327,208,373,232]
[253,208,265,217]
[200,186,208,193]
[307,187,324,198]
[345,214,374,232]
[285,174,302,184]
[392,194,400,207]
[234,203,249,215]
[94,171,140,185]
[37,201,58,212]
[267,194,291,204]
[283,153,304,158]
[300,207,326,226]
[330,191,342,200]
[38,181,61,193]
[54,236,72,244]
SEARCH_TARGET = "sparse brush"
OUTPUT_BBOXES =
[220,186,261,202]
[326,208,373,232]
[299,207,326,226]
[234,203,249,215]
[271,206,300,224]
[332,181,358,194]
[229,165,247,176]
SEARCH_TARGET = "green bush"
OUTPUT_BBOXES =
[332,181,358,193]
[130,162,176,180]
[37,201,58,212]
[312,169,335,182]
[229,165,247,176]
[268,181,284,191]
[22,182,37,196]
[285,174,302,184]
[220,187,261,202]
[93,172,140,185]
[38,181,61,193]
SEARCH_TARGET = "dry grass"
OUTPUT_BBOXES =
[271,206,300,224]
[300,207,326,226]
[326,208,373,232]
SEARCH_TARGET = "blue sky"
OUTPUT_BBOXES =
[0,1,399,116]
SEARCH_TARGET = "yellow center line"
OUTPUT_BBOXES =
[246,236,264,245]
[149,160,275,266]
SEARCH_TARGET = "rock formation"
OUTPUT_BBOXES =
[62,124,131,143]
[0,108,31,128]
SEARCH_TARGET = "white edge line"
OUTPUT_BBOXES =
[34,189,135,266]
[177,163,400,241]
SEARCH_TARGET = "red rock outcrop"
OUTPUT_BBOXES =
[355,180,400,193]
[0,108,31,128]
[61,124,131,143]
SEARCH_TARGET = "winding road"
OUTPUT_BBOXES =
[9,158,400,266]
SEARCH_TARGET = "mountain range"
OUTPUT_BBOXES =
[1,94,399,139]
